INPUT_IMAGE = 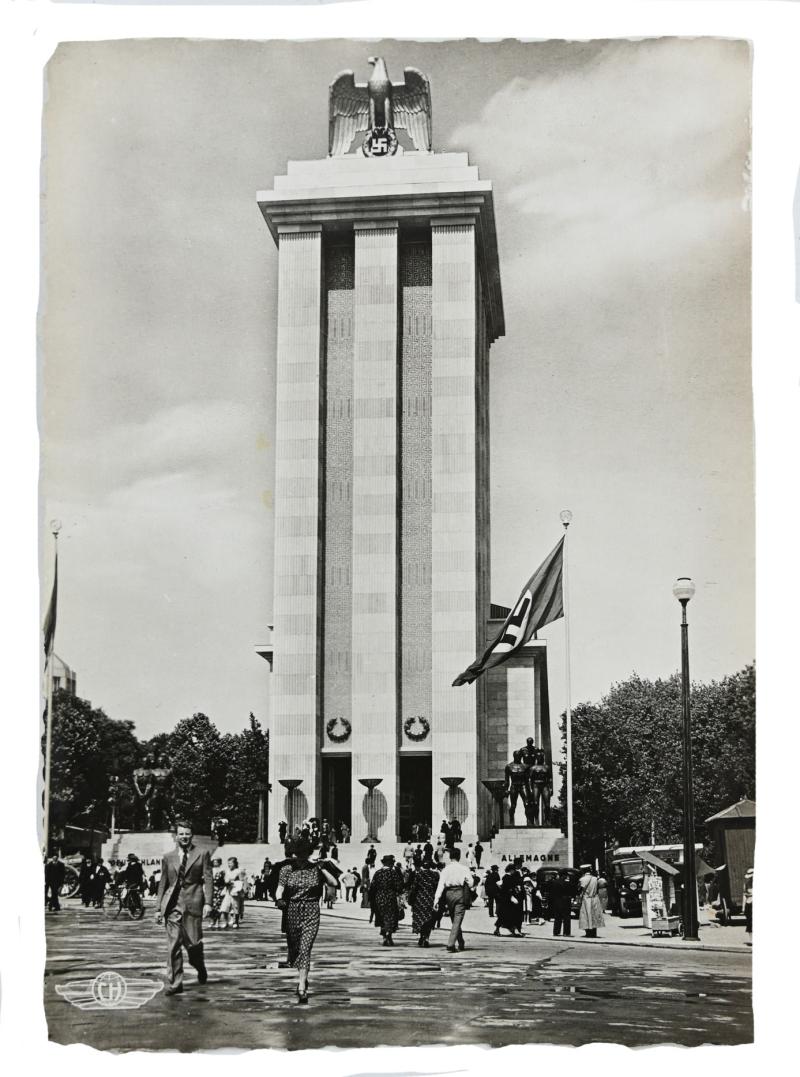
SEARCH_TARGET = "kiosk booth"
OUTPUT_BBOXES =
[705,798,755,923]
[635,848,715,937]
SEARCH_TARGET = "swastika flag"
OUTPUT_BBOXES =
[452,536,564,686]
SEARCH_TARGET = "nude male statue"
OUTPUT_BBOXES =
[504,750,532,826]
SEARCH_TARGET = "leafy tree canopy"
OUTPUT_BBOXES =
[46,694,269,842]
[219,714,270,842]
[168,713,228,833]
[48,689,140,831]
[559,665,755,865]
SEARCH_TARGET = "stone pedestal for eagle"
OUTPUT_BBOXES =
[328,57,433,156]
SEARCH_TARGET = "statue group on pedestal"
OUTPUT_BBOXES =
[132,752,175,831]
[504,737,552,827]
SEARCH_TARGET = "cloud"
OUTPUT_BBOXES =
[450,39,750,283]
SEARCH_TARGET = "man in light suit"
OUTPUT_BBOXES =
[156,820,213,995]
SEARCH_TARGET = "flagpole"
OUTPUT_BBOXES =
[559,509,574,867]
[42,519,61,857]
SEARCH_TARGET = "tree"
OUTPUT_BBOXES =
[47,689,140,836]
[219,714,270,842]
[167,713,228,833]
[96,709,142,831]
[559,664,755,865]
[46,695,272,842]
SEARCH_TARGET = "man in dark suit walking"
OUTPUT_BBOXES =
[156,820,213,995]
[92,858,112,908]
[44,853,66,911]
[549,870,573,937]
[484,864,500,917]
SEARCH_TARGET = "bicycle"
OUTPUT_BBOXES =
[108,882,147,920]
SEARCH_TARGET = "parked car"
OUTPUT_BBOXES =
[605,843,704,918]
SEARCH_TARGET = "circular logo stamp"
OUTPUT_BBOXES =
[91,970,128,1008]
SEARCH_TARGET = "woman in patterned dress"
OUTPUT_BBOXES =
[209,857,225,928]
[275,837,337,1003]
[409,862,440,947]
[368,854,405,946]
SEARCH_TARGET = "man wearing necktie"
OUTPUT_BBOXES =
[156,820,213,995]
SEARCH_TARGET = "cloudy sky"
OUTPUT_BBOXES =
[40,38,752,745]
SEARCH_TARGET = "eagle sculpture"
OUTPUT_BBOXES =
[329,57,432,156]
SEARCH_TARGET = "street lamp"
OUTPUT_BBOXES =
[673,576,699,941]
[560,508,573,865]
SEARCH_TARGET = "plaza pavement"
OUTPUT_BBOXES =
[44,898,752,1050]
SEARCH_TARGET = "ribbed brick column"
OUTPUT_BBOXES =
[431,220,478,839]
[322,242,355,742]
[268,225,323,841]
[350,222,399,842]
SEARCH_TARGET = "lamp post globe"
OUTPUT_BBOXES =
[672,577,695,604]
[674,576,699,940]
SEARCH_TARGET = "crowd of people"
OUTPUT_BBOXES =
[43,851,151,912]
[45,837,607,940]
[261,833,612,1000]
[277,817,349,849]
[45,817,613,1005]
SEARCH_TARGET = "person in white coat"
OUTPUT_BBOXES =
[578,865,605,938]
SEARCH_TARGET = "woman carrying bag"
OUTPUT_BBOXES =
[274,837,338,1004]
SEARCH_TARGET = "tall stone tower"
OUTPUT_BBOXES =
[258,61,549,844]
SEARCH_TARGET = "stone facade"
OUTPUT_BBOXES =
[258,152,550,842]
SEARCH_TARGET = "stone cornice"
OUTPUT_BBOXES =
[258,187,505,343]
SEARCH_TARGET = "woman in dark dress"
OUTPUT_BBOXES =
[275,838,338,1003]
[360,862,372,909]
[494,864,526,937]
[409,862,439,947]
[368,854,404,946]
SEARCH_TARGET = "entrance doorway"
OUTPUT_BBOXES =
[398,754,432,841]
[321,755,351,833]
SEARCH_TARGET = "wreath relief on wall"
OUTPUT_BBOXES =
[403,715,430,742]
[326,716,352,743]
